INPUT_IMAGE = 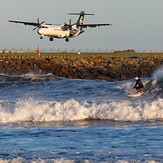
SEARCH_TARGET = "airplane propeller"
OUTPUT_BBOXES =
[64,19,74,30]
[33,18,45,30]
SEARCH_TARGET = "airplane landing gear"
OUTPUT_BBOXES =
[65,37,69,42]
[50,37,53,41]
[40,36,43,39]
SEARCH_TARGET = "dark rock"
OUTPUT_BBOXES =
[0,57,162,81]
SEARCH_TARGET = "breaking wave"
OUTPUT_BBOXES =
[0,66,162,123]
[153,66,163,80]
[0,97,163,123]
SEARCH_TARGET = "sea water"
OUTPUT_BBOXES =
[0,67,163,162]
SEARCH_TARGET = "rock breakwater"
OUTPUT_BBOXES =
[0,56,162,81]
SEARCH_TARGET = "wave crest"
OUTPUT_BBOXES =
[153,66,163,80]
[0,98,163,123]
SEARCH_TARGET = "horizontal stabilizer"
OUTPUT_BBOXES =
[69,13,95,16]
[69,11,95,16]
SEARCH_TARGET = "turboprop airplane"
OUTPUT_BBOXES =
[9,11,113,42]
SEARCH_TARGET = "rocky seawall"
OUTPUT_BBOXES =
[0,56,162,81]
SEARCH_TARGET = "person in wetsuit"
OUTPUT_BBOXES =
[131,77,144,94]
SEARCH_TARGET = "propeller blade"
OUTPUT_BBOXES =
[69,19,72,30]
[37,18,39,25]
[33,20,45,30]
[33,26,38,31]
[40,21,45,25]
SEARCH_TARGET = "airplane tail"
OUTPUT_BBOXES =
[69,11,94,25]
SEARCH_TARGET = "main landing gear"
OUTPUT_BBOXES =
[40,36,43,39]
[50,37,53,41]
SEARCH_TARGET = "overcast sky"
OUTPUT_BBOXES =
[0,0,163,52]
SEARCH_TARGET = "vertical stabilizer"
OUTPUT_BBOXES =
[69,11,95,26]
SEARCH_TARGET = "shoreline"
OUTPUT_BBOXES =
[0,53,162,81]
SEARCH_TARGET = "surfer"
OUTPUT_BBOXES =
[131,77,144,94]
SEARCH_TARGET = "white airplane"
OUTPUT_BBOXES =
[9,11,113,42]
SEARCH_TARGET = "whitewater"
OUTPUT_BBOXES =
[0,67,163,162]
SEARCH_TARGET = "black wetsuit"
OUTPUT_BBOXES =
[134,79,144,92]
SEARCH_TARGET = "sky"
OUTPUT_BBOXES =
[0,0,163,52]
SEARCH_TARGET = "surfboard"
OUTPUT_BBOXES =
[127,92,143,98]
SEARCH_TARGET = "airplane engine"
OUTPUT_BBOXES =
[72,25,77,30]
[70,29,84,37]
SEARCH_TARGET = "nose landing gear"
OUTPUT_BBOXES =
[65,37,69,42]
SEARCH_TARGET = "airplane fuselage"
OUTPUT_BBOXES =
[37,24,84,39]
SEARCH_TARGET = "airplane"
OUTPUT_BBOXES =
[9,11,113,42]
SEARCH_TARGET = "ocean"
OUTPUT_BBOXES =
[0,67,163,163]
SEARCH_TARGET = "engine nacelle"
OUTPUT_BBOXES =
[70,29,84,38]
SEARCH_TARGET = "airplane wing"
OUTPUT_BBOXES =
[77,24,113,28]
[9,20,39,26]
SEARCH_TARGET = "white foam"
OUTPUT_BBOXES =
[21,73,54,78]
[0,97,163,123]
[0,157,76,163]
[0,157,159,163]
[115,80,133,91]
[153,66,163,80]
